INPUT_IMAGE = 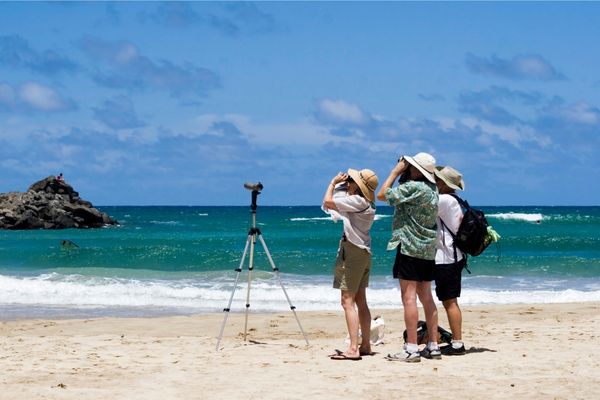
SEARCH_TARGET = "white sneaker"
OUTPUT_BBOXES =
[385,350,421,363]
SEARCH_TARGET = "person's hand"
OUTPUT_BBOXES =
[392,158,408,175]
[331,172,348,186]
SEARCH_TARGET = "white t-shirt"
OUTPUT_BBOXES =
[322,187,375,253]
[435,193,465,264]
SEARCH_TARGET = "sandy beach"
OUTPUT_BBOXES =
[1,302,599,399]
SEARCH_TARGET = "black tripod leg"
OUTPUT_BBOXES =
[215,234,251,351]
[257,234,310,346]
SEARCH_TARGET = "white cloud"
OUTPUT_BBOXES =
[54,144,80,159]
[514,56,553,77]
[19,82,68,111]
[114,43,139,65]
[191,113,250,136]
[465,53,565,81]
[0,82,74,112]
[187,113,332,146]
[316,99,370,126]
[90,150,128,173]
[81,36,220,97]
[559,102,599,125]
[116,127,160,144]
[0,123,69,146]
[461,117,551,148]
[436,117,460,131]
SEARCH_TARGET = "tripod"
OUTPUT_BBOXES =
[215,183,310,350]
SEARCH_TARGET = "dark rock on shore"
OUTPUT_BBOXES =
[0,176,117,230]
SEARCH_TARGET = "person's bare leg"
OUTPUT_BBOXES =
[400,279,418,344]
[355,287,371,354]
[340,291,360,357]
[443,298,462,341]
[417,281,438,344]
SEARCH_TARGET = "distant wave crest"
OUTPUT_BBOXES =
[290,217,332,222]
[487,212,543,222]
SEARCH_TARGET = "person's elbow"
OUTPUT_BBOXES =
[323,199,338,211]
[376,190,387,202]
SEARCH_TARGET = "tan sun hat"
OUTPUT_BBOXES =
[403,152,436,184]
[347,168,379,202]
[434,166,465,191]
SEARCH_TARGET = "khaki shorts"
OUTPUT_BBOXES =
[333,240,371,292]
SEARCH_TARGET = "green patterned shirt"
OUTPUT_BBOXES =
[384,180,439,260]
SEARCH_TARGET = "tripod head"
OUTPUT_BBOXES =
[244,182,263,211]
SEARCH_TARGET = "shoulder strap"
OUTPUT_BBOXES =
[448,193,468,210]
[358,204,371,213]
[353,202,372,214]
[440,193,464,264]
[339,195,372,214]
[445,194,472,269]
[439,192,463,236]
[439,218,458,263]
[439,218,455,237]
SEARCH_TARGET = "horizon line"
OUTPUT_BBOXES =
[94,204,600,208]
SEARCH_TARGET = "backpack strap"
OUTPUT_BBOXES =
[439,217,459,264]
[448,193,468,210]
[440,196,470,272]
[350,198,373,214]
[355,203,372,213]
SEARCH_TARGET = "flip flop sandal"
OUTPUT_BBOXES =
[330,353,362,361]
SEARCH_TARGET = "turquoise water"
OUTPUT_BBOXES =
[1,206,599,317]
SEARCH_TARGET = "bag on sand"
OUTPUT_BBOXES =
[403,320,453,345]
[345,315,386,346]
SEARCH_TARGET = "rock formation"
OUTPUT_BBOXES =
[0,176,117,230]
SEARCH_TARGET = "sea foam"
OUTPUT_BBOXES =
[487,212,543,222]
[1,273,599,316]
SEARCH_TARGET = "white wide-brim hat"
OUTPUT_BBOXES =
[404,152,436,184]
[434,166,465,191]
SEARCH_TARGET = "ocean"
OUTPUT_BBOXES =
[1,205,599,319]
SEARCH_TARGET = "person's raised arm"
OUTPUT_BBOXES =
[376,159,408,201]
[323,172,348,211]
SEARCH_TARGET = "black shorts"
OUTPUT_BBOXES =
[392,246,434,282]
[434,258,467,301]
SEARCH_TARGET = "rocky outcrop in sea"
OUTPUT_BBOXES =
[0,176,117,230]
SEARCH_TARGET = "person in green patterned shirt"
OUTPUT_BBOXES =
[376,152,441,363]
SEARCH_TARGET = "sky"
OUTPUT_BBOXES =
[1,1,599,206]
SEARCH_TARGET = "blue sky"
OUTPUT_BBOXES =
[1,2,599,206]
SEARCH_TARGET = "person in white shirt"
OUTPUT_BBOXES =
[322,168,378,360]
[434,166,467,355]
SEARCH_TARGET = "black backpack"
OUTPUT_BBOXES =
[403,320,453,345]
[440,194,493,262]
